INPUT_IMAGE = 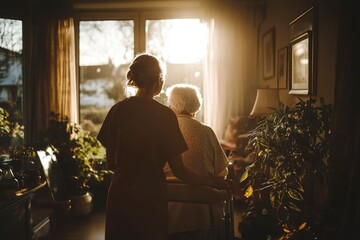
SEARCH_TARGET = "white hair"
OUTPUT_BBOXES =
[166,83,203,115]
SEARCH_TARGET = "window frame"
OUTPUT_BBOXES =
[0,13,26,141]
[74,12,140,121]
[73,7,206,123]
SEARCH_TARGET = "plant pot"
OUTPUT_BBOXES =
[70,192,93,216]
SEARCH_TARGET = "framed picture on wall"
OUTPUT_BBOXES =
[277,47,288,89]
[289,31,312,95]
[289,6,317,95]
[262,27,275,79]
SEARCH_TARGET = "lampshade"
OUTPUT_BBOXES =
[250,88,279,115]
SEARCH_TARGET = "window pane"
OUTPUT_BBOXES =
[0,18,23,126]
[79,20,134,135]
[146,19,207,121]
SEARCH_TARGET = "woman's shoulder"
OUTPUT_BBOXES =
[151,100,176,115]
[194,121,219,140]
[108,98,130,112]
[179,117,214,134]
[188,118,213,131]
[112,97,130,106]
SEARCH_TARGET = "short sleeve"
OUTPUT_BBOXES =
[97,106,115,148]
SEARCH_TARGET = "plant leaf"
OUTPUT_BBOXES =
[292,179,304,192]
[283,228,291,233]
[239,169,248,182]
[298,222,307,230]
[288,202,301,212]
[288,189,304,201]
[244,185,253,198]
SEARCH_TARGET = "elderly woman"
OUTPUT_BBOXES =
[164,83,229,240]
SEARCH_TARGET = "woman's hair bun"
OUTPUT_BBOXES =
[126,53,166,89]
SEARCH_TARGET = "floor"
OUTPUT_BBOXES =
[42,207,106,240]
[42,200,244,240]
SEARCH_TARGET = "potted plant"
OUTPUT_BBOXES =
[40,112,111,214]
[239,97,332,239]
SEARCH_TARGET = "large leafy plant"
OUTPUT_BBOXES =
[239,97,332,239]
[41,112,108,198]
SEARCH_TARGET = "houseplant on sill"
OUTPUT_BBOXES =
[239,97,332,240]
[40,112,111,215]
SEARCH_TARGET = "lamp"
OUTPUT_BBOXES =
[250,88,279,115]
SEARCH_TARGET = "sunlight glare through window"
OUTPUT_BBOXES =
[146,19,208,64]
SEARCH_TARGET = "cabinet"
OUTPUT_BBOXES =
[0,181,51,240]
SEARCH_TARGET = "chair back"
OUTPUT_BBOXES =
[167,180,234,240]
[37,146,59,201]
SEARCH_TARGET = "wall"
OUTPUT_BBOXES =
[255,0,338,107]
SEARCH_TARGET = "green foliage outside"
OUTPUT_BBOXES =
[0,107,24,147]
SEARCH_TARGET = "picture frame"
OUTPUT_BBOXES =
[289,31,312,95]
[277,47,288,89]
[288,6,317,95]
[262,27,275,79]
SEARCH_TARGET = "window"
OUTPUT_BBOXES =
[146,19,208,121]
[0,17,23,125]
[79,19,135,135]
[76,11,208,136]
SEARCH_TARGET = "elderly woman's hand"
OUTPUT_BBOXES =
[211,177,236,193]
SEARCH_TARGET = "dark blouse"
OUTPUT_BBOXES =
[97,96,188,240]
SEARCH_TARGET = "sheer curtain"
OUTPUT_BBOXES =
[25,6,77,144]
[203,0,261,139]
